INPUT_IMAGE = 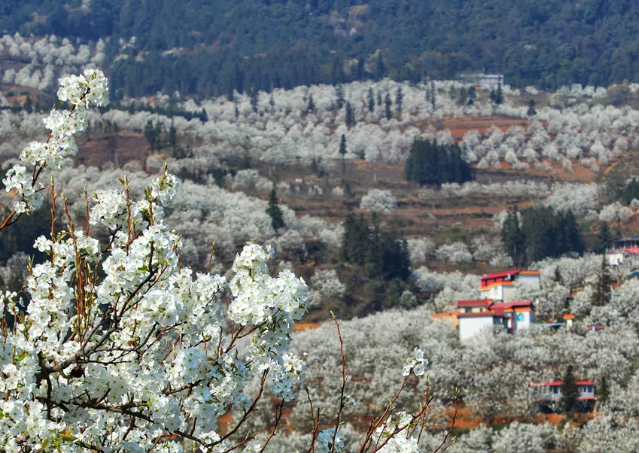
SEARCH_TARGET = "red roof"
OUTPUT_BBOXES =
[626,247,639,254]
[492,301,534,310]
[457,312,509,319]
[481,269,521,281]
[457,299,492,308]
[528,381,595,386]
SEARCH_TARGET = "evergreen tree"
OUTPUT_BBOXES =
[597,377,610,406]
[621,177,639,204]
[368,87,375,112]
[168,121,178,154]
[501,207,526,267]
[340,213,368,265]
[307,94,314,113]
[527,99,537,116]
[266,189,285,231]
[495,82,504,104]
[467,86,476,105]
[430,81,436,109]
[377,90,383,106]
[200,107,208,122]
[614,218,623,242]
[269,94,275,111]
[594,222,614,254]
[250,88,259,113]
[345,102,356,127]
[335,84,345,109]
[556,210,584,256]
[560,365,580,415]
[339,134,348,174]
[384,92,392,120]
[395,86,403,112]
[592,255,613,307]
[143,120,160,152]
[457,87,468,106]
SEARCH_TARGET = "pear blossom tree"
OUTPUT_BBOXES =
[0,71,438,453]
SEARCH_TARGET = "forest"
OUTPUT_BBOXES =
[3,0,639,97]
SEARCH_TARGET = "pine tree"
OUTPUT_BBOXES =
[143,120,160,152]
[457,87,467,106]
[614,217,623,241]
[384,93,392,120]
[597,377,610,405]
[368,87,375,112]
[592,255,613,307]
[269,94,275,111]
[307,94,314,113]
[495,82,504,105]
[502,207,526,266]
[527,99,537,116]
[266,189,285,231]
[339,134,348,174]
[467,86,476,105]
[335,84,345,109]
[561,365,580,415]
[377,90,383,106]
[345,102,355,127]
[395,86,403,112]
[168,121,177,154]
[250,88,259,113]
[430,81,436,109]
[594,222,613,254]
[557,210,584,256]
[621,177,639,204]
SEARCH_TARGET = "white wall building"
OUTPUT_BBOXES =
[479,270,540,301]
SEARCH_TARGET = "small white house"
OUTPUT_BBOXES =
[457,299,535,343]
[479,270,540,301]
[457,311,509,343]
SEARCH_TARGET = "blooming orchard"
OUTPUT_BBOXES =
[0,72,431,453]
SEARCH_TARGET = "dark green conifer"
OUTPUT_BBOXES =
[561,365,580,415]
[266,189,285,231]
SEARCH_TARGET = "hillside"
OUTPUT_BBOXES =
[3,1,639,97]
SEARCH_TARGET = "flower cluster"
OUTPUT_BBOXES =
[2,165,43,213]
[402,348,427,377]
[317,428,344,453]
[376,412,420,453]
[4,69,107,214]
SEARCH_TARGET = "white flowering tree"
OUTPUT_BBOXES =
[0,72,437,453]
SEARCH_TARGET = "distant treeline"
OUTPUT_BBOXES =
[4,1,639,98]
[98,102,208,122]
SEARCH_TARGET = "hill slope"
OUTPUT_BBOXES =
[2,1,638,96]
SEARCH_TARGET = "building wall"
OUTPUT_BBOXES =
[517,274,541,291]
[459,317,496,343]
[608,253,624,266]
[481,285,504,301]
[512,310,534,332]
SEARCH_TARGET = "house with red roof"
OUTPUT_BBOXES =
[479,269,540,301]
[457,299,535,343]
[607,237,639,266]
[528,381,596,401]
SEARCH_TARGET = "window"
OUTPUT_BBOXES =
[517,314,525,322]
